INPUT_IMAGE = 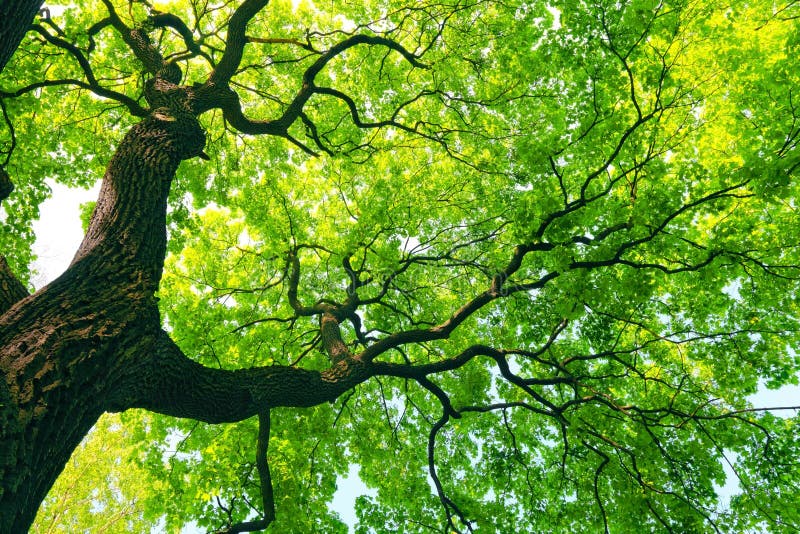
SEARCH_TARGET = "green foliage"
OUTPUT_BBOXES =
[2,0,798,532]
[30,414,160,533]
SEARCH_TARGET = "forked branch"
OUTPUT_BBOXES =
[99,0,181,83]
[203,29,428,149]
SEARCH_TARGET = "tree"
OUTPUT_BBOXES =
[1,0,800,531]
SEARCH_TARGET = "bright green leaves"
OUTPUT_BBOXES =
[161,204,297,368]
[30,413,162,534]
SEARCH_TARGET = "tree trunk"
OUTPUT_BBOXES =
[0,110,206,532]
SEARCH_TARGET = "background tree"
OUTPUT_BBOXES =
[1,0,800,532]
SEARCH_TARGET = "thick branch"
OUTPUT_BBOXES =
[205,32,427,140]
[86,17,112,54]
[72,111,205,286]
[99,0,180,83]
[121,331,372,422]
[321,312,352,364]
[209,0,270,86]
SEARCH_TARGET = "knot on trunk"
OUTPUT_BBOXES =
[144,78,194,112]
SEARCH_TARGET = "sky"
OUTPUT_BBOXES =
[31,181,99,288]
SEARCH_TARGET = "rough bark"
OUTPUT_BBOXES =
[0,4,415,530]
[119,331,371,422]
[0,109,207,532]
[0,256,28,315]
[0,0,42,74]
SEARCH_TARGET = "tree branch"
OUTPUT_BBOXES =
[320,312,352,365]
[217,411,275,533]
[148,12,214,65]
[99,0,180,83]
[0,165,12,203]
[209,0,271,86]
[203,30,427,143]
[359,269,558,363]
[118,330,372,422]
[0,79,146,118]
[427,409,474,533]
[25,24,147,116]
[0,98,15,167]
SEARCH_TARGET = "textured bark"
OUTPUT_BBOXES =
[0,5,392,530]
[121,331,372,423]
[0,0,42,74]
[0,256,28,315]
[0,110,206,532]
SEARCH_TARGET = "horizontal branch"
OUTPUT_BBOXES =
[359,268,557,362]
[118,330,372,423]
[24,24,148,115]
[0,78,148,117]
[371,343,571,388]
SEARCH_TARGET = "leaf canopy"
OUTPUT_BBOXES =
[0,0,798,532]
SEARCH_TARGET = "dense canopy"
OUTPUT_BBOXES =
[1,0,799,532]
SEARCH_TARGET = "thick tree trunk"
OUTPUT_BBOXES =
[0,111,205,532]
[0,3,379,529]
